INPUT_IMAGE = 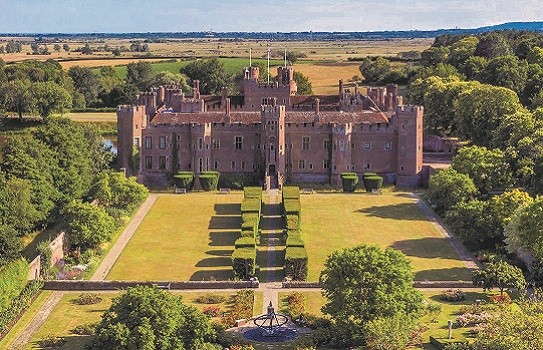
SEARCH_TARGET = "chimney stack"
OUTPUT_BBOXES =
[225,98,231,115]
[193,80,200,99]
[315,98,320,114]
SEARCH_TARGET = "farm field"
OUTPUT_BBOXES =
[301,192,473,282]
[106,193,243,281]
[21,291,254,350]
[65,112,116,123]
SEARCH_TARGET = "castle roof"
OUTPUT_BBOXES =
[150,110,389,126]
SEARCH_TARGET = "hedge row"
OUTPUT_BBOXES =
[0,280,43,336]
[218,173,258,190]
[173,172,195,190]
[199,171,220,191]
[282,187,308,281]
[233,187,262,279]
[340,172,384,192]
[0,258,30,314]
[429,336,468,349]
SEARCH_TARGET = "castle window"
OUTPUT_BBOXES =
[303,123,307,127]
[339,140,345,151]
[402,124,405,130]
[231,161,236,170]
[262,98,268,106]
[177,135,181,141]
[298,159,306,170]
[134,137,140,148]
[302,137,310,150]
[212,139,220,149]
[252,163,256,170]
[309,163,313,170]
[385,141,392,150]
[144,136,152,149]
[323,140,331,150]
[271,122,275,131]
[214,161,219,170]
[159,156,166,170]
[145,156,152,169]
[159,136,166,149]
[401,166,405,171]
[364,163,371,170]
[241,161,246,170]
[364,142,371,150]
[198,138,203,150]
[351,143,355,150]
[323,159,330,170]
[199,158,203,172]
[235,136,243,150]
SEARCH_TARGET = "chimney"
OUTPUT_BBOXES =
[225,98,231,115]
[193,80,200,99]
[315,98,320,114]
[221,87,228,101]
[339,79,344,94]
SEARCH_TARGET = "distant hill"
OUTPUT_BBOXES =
[2,21,543,40]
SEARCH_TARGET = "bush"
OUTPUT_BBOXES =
[286,214,300,231]
[285,247,308,281]
[71,322,96,335]
[221,290,254,327]
[240,229,256,239]
[63,200,117,250]
[232,248,257,279]
[203,305,223,317]
[235,237,256,249]
[173,171,195,190]
[199,171,220,191]
[243,186,262,199]
[439,289,466,302]
[195,293,227,304]
[36,240,52,278]
[340,173,359,192]
[283,186,300,200]
[284,199,301,215]
[286,236,305,248]
[363,172,378,178]
[429,336,468,349]
[241,198,261,214]
[0,280,43,334]
[73,293,102,305]
[219,174,257,189]
[286,292,305,320]
[0,258,29,313]
[363,175,383,192]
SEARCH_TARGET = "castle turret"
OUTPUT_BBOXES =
[117,105,146,176]
[395,105,424,187]
[261,101,286,189]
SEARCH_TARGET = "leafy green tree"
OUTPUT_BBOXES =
[89,171,148,217]
[505,196,543,258]
[410,63,464,82]
[293,71,313,95]
[87,285,214,350]
[319,244,423,347]
[126,61,154,91]
[459,56,487,80]
[426,169,478,215]
[490,189,533,228]
[0,175,40,234]
[63,200,116,250]
[447,36,479,68]
[359,57,392,84]
[420,46,450,66]
[451,146,513,194]
[151,71,192,95]
[364,313,420,350]
[181,58,232,95]
[480,55,529,95]
[53,44,61,53]
[31,81,72,118]
[68,66,101,107]
[472,260,526,296]
[62,44,70,52]
[0,79,34,121]
[475,32,513,59]
[0,225,22,265]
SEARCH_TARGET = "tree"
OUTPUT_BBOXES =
[87,285,214,350]
[475,32,513,59]
[459,56,487,80]
[53,44,61,53]
[6,41,22,53]
[126,61,154,91]
[151,71,192,95]
[62,43,70,52]
[447,36,479,68]
[31,82,72,118]
[0,79,34,121]
[80,43,93,55]
[181,58,232,95]
[472,260,526,296]
[63,200,116,250]
[480,55,529,95]
[319,244,423,347]
[505,196,543,259]
[426,169,478,215]
[293,71,312,95]
[0,174,40,234]
[451,146,513,194]
[420,46,450,66]
[68,66,101,107]
[359,57,392,84]
[364,313,420,350]
[0,225,22,265]
[89,171,148,217]
[489,189,533,228]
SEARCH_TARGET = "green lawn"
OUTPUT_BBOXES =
[24,291,242,350]
[107,193,243,281]
[301,192,473,281]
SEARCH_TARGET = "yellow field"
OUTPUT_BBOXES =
[294,62,362,95]
[65,112,117,123]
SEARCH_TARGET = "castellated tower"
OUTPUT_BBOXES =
[117,105,147,176]
[330,123,353,187]
[260,99,286,189]
[395,105,424,187]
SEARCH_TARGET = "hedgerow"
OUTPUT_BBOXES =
[232,248,257,279]
[173,171,195,190]
[0,258,29,313]
[341,173,359,192]
[285,247,308,281]
[199,171,220,191]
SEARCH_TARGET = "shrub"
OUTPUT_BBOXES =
[63,200,117,250]
[286,292,305,320]
[203,305,223,317]
[173,171,195,190]
[363,172,378,178]
[427,303,443,322]
[283,186,300,200]
[286,236,305,248]
[240,229,256,239]
[243,186,262,199]
[286,214,300,231]
[285,247,308,281]
[489,292,512,304]
[195,293,227,304]
[36,240,52,278]
[241,198,261,214]
[71,322,96,335]
[38,335,65,348]
[199,171,220,191]
[221,290,254,327]
[0,258,29,313]
[73,293,102,305]
[219,173,257,189]
[429,336,468,349]
[284,199,301,215]
[232,248,257,279]
[340,173,358,192]
[439,289,466,302]
[0,280,43,334]
[235,237,256,249]
[363,175,383,192]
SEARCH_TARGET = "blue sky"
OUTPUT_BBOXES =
[1,0,543,33]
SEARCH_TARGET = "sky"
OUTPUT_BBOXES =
[1,0,543,33]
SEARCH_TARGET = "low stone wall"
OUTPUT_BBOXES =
[282,281,477,289]
[43,280,259,291]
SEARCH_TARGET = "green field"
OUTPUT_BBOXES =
[107,193,243,281]
[301,192,473,282]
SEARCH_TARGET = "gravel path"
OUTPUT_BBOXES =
[90,193,158,280]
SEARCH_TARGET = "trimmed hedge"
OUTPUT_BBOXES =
[219,173,257,189]
[173,171,195,190]
[363,175,383,192]
[0,280,43,335]
[341,172,359,192]
[363,172,378,178]
[286,236,305,248]
[232,247,257,279]
[241,198,261,215]
[199,171,220,191]
[285,247,308,281]
[429,336,468,349]
[240,229,256,239]
[282,186,300,200]
[244,186,263,199]
[235,237,257,249]
[286,214,300,231]
[0,258,30,313]
[283,199,301,215]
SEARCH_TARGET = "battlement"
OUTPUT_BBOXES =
[117,105,144,114]
[261,104,285,114]
[396,105,424,113]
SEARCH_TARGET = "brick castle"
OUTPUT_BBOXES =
[117,65,423,188]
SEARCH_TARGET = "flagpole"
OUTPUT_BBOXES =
[267,45,270,85]
[284,48,287,67]
[249,48,252,67]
